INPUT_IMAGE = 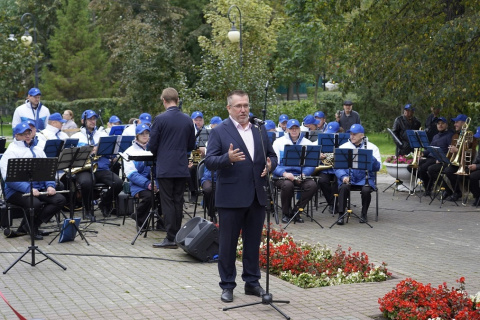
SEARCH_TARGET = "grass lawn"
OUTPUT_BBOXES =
[365,132,396,174]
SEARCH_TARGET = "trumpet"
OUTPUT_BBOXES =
[189,149,203,165]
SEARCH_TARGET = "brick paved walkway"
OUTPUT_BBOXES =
[1,173,479,319]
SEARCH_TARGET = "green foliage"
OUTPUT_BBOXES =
[42,0,111,101]
[90,0,188,115]
[191,0,281,111]
[0,10,38,112]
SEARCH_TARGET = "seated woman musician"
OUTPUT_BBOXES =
[335,124,381,225]
[272,119,318,224]
[0,122,66,240]
[123,124,157,230]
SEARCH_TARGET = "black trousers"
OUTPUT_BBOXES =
[157,178,186,241]
[275,178,317,216]
[337,184,373,217]
[202,180,215,218]
[9,192,66,229]
[428,163,459,194]
[217,198,265,290]
[135,189,153,227]
[75,169,122,212]
[417,157,436,191]
[469,169,480,198]
[317,173,338,206]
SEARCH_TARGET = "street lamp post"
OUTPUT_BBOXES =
[20,13,38,88]
[227,5,242,67]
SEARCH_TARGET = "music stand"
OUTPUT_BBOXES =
[43,139,65,157]
[281,145,323,229]
[49,146,93,245]
[383,128,411,194]
[109,125,125,136]
[0,137,6,153]
[426,146,456,206]
[3,158,67,274]
[405,130,423,199]
[329,148,374,228]
[63,138,79,149]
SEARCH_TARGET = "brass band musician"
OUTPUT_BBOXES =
[335,124,381,225]
[317,121,341,214]
[417,117,453,196]
[427,114,476,201]
[272,119,318,224]
[70,110,123,219]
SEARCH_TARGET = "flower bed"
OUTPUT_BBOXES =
[379,277,480,319]
[236,226,391,288]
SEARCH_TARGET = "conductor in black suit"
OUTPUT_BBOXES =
[149,87,196,249]
[205,90,278,303]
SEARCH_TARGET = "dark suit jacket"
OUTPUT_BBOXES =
[148,106,196,178]
[205,118,277,208]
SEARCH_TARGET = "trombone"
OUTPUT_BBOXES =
[454,131,474,205]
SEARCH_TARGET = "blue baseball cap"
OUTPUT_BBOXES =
[303,115,320,126]
[314,111,325,118]
[349,124,365,134]
[265,120,275,131]
[109,115,122,124]
[325,121,340,133]
[49,112,66,123]
[139,113,152,124]
[14,122,32,135]
[474,126,480,139]
[279,114,289,123]
[25,119,36,127]
[191,111,203,119]
[404,104,415,111]
[28,87,41,96]
[286,119,300,129]
[136,123,151,135]
[249,112,254,117]
[82,110,98,120]
[452,114,468,122]
[435,117,447,124]
[210,116,222,125]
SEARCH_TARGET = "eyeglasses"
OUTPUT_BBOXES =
[18,130,32,136]
[231,104,250,110]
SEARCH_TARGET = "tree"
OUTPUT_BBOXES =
[0,10,38,112]
[339,0,480,119]
[192,0,281,118]
[90,0,188,116]
[42,0,111,101]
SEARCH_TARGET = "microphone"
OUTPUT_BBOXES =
[249,116,265,126]
[98,109,102,115]
[265,80,269,90]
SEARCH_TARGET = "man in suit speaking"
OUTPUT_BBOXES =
[205,90,278,303]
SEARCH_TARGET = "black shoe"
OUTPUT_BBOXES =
[152,238,178,249]
[360,214,368,223]
[98,202,111,217]
[337,214,345,225]
[244,284,266,297]
[221,288,234,303]
[85,212,96,222]
[130,213,137,221]
[281,215,291,224]
[441,190,451,199]
[294,214,304,223]
[472,197,480,207]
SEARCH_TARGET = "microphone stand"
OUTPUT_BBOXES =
[0,114,3,136]
[224,84,290,320]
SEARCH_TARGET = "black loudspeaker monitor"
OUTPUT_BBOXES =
[175,217,219,262]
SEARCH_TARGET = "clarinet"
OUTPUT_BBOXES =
[364,136,369,187]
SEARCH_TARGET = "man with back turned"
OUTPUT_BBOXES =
[205,90,278,303]
[149,88,196,249]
